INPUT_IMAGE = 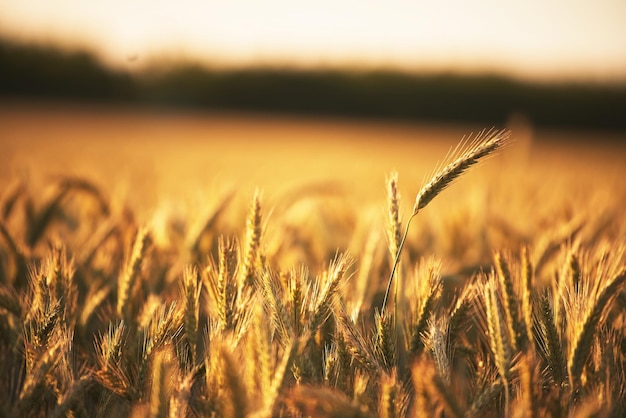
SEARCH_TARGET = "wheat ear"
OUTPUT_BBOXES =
[307,254,351,336]
[94,321,134,399]
[386,172,402,320]
[15,342,63,416]
[568,268,626,393]
[535,293,567,388]
[521,247,534,351]
[485,279,512,386]
[117,227,151,319]
[241,189,262,288]
[408,260,442,358]
[374,309,396,371]
[495,252,528,352]
[182,266,201,362]
[336,303,381,375]
[382,129,510,310]
[386,171,402,261]
[257,268,290,348]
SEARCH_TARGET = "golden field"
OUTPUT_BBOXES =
[0,104,625,417]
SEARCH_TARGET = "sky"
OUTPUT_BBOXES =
[1,0,625,82]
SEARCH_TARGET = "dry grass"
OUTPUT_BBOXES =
[1,123,626,418]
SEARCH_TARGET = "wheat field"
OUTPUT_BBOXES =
[1,105,625,417]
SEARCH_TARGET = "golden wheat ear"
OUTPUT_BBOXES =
[382,128,511,311]
[241,189,263,289]
[117,227,152,320]
[182,265,201,363]
[413,128,511,214]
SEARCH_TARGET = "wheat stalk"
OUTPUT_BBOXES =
[382,129,511,311]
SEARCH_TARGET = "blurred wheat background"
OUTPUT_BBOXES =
[1,105,625,416]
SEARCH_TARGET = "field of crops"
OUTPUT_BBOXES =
[0,105,625,417]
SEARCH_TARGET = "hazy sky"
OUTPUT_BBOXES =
[1,0,625,82]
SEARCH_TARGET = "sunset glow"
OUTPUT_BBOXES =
[1,0,625,81]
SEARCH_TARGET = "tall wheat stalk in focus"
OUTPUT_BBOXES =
[382,128,511,311]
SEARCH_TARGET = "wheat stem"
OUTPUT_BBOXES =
[382,217,413,311]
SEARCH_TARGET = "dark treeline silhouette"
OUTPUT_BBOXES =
[1,39,625,131]
[0,40,135,101]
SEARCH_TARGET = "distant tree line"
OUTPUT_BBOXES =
[1,39,625,131]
